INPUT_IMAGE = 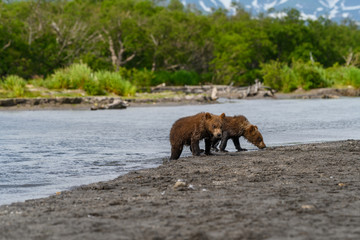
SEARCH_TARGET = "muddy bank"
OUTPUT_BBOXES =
[0,97,127,110]
[0,140,359,240]
[276,87,360,99]
[0,95,215,110]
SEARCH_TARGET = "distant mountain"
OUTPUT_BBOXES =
[179,0,360,22]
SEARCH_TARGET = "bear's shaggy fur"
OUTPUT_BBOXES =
[170,112,226,160]
[212,115,266,152]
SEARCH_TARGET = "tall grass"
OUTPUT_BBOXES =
[1,75,27,97]
[45,63,93,89]
[326,65,360,88]
[95,71,136,96]
[43,63,136,96]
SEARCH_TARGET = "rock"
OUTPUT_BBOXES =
[185,95,194,100]
[107,99,128,109]
[0,99,16,107]
[91,98,127,110]
[173,179,187,190]
[301,204,315,210]
[321,94,339,99]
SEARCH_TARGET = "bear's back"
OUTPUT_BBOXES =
[170,113,205,145]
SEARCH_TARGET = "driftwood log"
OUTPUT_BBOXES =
[150,80,275,99]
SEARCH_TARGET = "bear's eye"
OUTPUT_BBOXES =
[213,125,216,129]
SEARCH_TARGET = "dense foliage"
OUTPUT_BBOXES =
[1,0,360,95]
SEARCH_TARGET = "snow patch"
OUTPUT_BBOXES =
[341,2,360,11]
[264,0,277,11]
[325,0,341,9]
[252,0,260,10]
[329,7,339,19]
[199,1,212,12]
[210,0,218,6]
[279,0,289,5]
[216,0,232,9]
[268,11,287,19]
[300,12,317,20]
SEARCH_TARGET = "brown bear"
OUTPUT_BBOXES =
[212,115,266,152]
[169,112,226,160]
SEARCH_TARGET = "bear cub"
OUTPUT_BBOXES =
[170,112,225,160]
[212,115,266,152]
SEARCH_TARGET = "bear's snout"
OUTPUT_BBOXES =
[258,142,266,149]
[216,133,222,138]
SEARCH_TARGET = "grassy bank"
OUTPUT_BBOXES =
[1,62,359,99]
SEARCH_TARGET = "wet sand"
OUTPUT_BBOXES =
[0,140,359,240]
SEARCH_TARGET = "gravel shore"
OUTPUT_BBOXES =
[0,140,359,240]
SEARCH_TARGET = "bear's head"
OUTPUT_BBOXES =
[205,112,226,139]
[243,125,266,149]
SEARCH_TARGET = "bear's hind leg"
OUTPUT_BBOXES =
[170,144,183,160]
[219,131,230,152]
[233,137,247,151]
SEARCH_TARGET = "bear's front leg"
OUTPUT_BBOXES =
[190,139,201,156]
[211,137,220,152]
[204,138,213,155]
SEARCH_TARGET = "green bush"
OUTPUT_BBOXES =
[132,68,155,87]
[76,53,113,72]
[153,71,172,86]
[260,60,285,91]
[291,60,330,90]
[152,70,202,86]
[327,65,360,88]
[199,72,214,84]
[1,75,27,97]
[119,67,155,89]
[45,63,93,89]
[29,77,46,88]
[169,70,200,86]
[261,60,331,92]
[83,80,104,96]
[95,71,136,96]
[346,67,360,88]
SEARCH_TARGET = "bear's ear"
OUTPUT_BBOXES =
[254,125,258,130]
[246,125,256,133]
[205,112,212,119]
[220,113,226,119]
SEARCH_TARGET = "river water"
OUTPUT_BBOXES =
[1,98,359,205]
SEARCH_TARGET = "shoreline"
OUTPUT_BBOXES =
[0,95,216,111]
[0,140,359,239]
[1,87,359,111]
